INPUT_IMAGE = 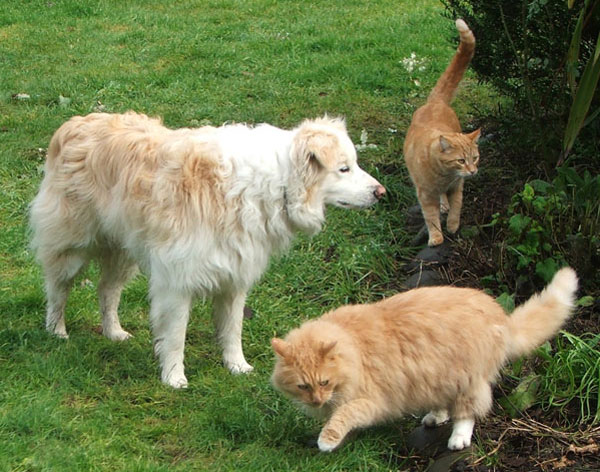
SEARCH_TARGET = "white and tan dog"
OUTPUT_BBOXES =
[30,112,385,388]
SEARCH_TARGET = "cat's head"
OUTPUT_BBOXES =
[271,323,354,413]
[435,129,481,177]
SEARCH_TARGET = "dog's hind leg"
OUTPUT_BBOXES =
[98,248,138,341]
[149,286,192,388]
[213,289,253,374]
[41,250,90,338]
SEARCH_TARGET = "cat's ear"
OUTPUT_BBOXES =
[439,135,453,152]
[467,128,481,143]
[271,338,290,359]
[319,340,337,358]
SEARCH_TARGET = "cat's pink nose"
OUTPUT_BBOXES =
[374,185,386,200]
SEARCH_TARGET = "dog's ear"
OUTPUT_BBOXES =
[302,131,339,172]
[285,124,339,234]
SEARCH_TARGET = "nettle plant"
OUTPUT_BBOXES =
[491,166,600,290]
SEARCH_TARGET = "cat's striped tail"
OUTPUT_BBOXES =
[506,267,578,360]
[428,19,475,104]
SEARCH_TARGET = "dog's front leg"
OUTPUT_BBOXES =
[149,287,192,388]
[213,290,253,374]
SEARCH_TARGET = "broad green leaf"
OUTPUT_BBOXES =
[563,29,600,158]
[566,4,584,93]
[577,295,595,307]
[508,213,531,236]
[498,374,541,417]
[496,292,515,313]
[536,258,560,283]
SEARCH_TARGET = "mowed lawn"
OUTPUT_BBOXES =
[0,1,485,470]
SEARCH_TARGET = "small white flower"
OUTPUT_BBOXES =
[360,129,369,145]
[356,129,378,151]
[401,52,426,76]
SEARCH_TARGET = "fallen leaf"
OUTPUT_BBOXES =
[551,456,574,469]
[567,442,599,454]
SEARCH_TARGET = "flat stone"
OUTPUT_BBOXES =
[415,241,452,264]
[410,226,428,246]
[407,423,453,454]
[407,423,472,471]
[404,269,443,289]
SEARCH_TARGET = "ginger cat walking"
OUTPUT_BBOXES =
[404,19,480,246]
[271,268,577,452]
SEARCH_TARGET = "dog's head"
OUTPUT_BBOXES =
[287,117,385,234]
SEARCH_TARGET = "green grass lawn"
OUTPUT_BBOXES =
[0,1,493,470]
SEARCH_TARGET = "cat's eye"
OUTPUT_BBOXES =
[474,156,480,163]
[339,166,350,173]
[297,384,310,391]
[457,158,466,164]
[319,380,329,387]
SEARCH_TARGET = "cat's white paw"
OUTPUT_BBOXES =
[422,410,450,427]
[317,436,338,452]
[447,432,471,450]
[447,418,474,450]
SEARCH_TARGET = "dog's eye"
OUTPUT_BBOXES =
[319,380,329,387]
[339,166,350,173]
[298,384,310,391]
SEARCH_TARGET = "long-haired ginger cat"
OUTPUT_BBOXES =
[404,19,480,246]
[271,268,577,452]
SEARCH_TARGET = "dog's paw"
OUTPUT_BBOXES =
[52,330,69,340]
[104,328,132,342]
[164,374,188,389]
[162,365,188,389]
[47,321,68,339]
[226,360,254,374]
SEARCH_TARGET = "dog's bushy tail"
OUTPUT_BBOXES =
[506,268,578,360]
[428,19,475,104]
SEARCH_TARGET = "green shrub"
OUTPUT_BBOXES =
[441,0,600,166]
[487,166,600,291]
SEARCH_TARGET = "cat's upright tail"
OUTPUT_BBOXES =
[506,267,578,359]
[428,19,475,105]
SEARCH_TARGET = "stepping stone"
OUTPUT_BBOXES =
[404,269,443,289]
[407,424,472,471]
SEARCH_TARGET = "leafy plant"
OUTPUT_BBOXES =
[562,0,600,162]
[537,331,600,423]
[442,0,600,167]
[492,166,600,291]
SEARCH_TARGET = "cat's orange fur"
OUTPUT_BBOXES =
[404,19,480,246]
[271,268,578,452]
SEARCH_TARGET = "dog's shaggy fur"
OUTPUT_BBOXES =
[30,111,385,388]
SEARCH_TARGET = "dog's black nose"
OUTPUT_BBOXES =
[374,185,386,199]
